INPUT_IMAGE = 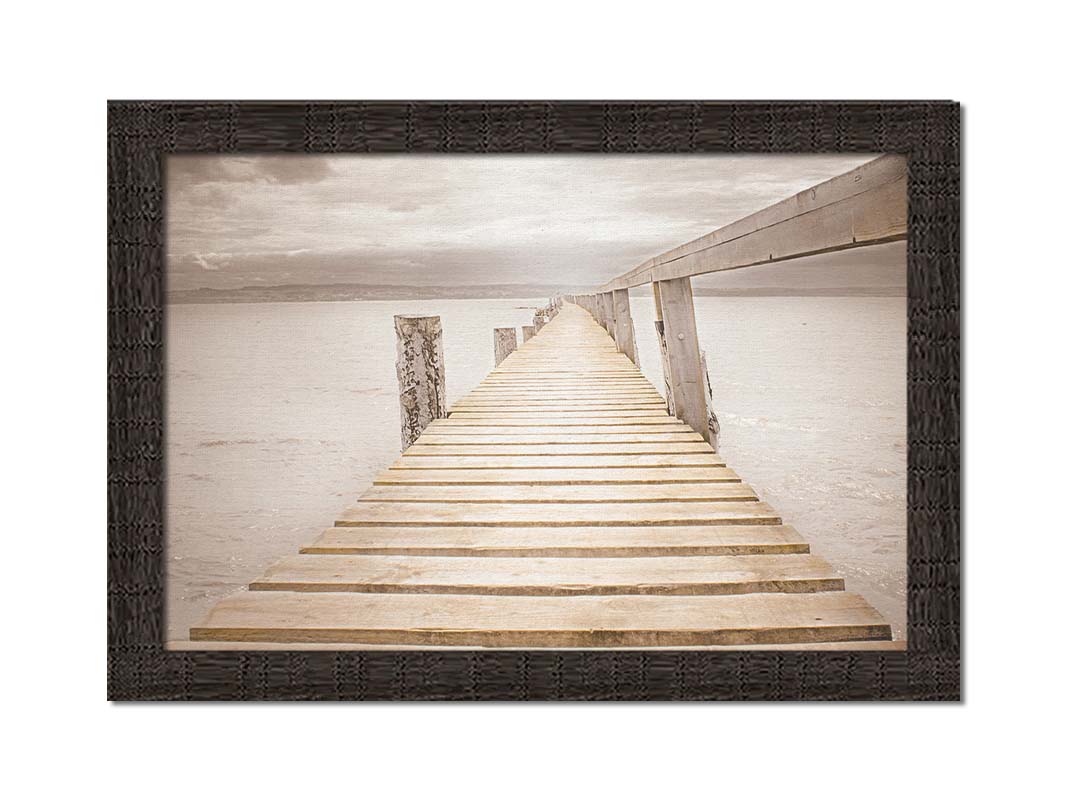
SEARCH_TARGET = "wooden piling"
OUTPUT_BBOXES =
[652,282,675,415]
[602,291,618,342]
[596,292,609,330]
[522,325,536,343]
[494,327,518,366]
[612,288,637,365]
[700,349,721,451]
[394,315,447,451]
[655,277,710,441]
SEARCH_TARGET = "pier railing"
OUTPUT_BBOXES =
[564,154,907,443]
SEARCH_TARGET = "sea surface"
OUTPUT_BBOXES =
[165,297,907,642]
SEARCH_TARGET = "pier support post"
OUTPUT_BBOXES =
[596,292,610,330]
[652,283,675,415]
[654,278,711,442]
[700,349,721,451]
[522,324,536,343]
[494,327,518,366]
[612,288,638,365]
[602,291,617,342]
[394,315,447,451]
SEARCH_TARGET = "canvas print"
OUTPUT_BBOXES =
[164,153,907,650]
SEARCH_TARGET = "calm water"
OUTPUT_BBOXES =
[165,297,907,642]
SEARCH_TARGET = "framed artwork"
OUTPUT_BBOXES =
[108,100,960,700]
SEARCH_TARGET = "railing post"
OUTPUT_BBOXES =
[522,324,536,343]
[655,277,709,441]
[493,327,517,366]
[394,315,447,451]
[611,288,637,365]
[652,282,675,415]
[700,349,721,452]
[602,291,617,341]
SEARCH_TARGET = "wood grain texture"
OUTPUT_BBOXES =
[355,482,759,504]
[335,500,781,527]
[249,554,844,595]
[394,315,446,451]
[191,591,890,647]
[301,524,811,557]
[375,466,742,484]
[603,154,907,289]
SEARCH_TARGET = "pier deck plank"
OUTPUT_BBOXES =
[191,592,890,647]
[190,303,894,649]
[301,524,811,557]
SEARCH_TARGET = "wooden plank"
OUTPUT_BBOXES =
[355,483,758,504]
[414,433,702,445]
[435,414,678,424]
[481,376,652,382]
[334,500,782,527]
[190,592,891,647]
[603,154,907,289]
[424,425,688,436]
[450,407,668,414]
[449,406,668,413]
[301,524,810,557]
[375,467,741,484]
[393,454,727,469]
[438,416,675,425]
[464,389,662,396]
[249,554,844,595]
[172,639,906,652]
[461,397,664,405]
[402,443,716,455]
[452,397,665,404]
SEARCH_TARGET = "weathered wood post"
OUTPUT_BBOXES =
[652,282,675,415]
[394,315,447,451]
[611,288,636,360]
[494,327,517,366]
[602,291,617,342]
[655,277,710,442]
[596,292,609,329]
[522,324,536,343]
[700,349,721,451]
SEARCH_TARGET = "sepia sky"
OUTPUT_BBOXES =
[166,153,902,292]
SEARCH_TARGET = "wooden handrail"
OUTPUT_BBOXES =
[600,154,906,290]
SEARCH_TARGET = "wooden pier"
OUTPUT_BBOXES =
[191,303,893,649]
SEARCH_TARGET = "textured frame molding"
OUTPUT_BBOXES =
[107,101,960,700]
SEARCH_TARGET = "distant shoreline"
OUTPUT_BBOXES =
[167,284,906,305]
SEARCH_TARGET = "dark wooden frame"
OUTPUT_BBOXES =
[108,101,960,700]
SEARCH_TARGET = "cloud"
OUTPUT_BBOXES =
[169,155,338,189]
[193,253,220,271]
[166,153,883,291]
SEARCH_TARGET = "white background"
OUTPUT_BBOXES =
[3,1,1063,797]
